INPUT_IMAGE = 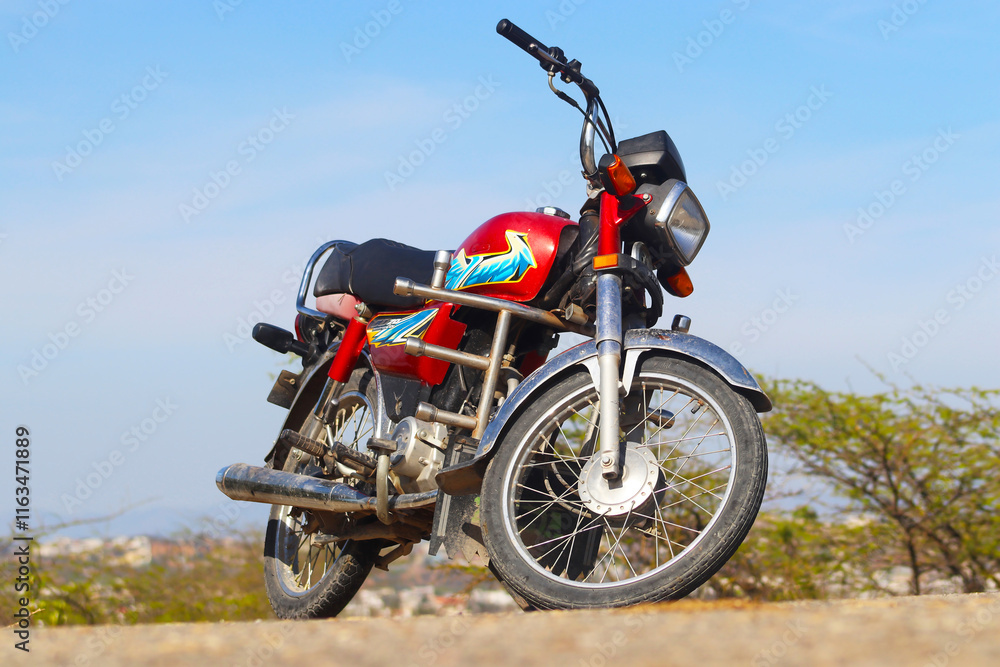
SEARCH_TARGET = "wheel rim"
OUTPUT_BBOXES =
[272,391,375,597]
[501,370,737,589]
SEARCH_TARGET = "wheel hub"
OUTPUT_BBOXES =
[578,445,660,517]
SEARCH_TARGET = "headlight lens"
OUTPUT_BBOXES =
[640,180,711,266]
[665,185,710,265]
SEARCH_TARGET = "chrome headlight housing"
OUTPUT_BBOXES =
[636,180,711,266]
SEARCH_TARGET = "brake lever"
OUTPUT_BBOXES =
[531,47,601,97]
[529,44,564,69]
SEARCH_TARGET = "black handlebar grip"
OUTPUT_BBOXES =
[497,19,548,56]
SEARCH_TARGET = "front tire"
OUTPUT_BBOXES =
[481,354,767,610]
[262,369,381,619]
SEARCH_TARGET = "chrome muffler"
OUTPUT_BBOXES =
[215,463,437,513]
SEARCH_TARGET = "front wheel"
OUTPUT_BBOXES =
[481,354,767,610]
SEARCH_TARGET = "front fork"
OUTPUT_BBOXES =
[595,272,624,480]
[592,189,651,480]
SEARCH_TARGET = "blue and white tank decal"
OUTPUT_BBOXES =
[367,309,437,347]
[445,230,537,291]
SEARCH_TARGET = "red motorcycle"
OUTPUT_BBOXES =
[217,19,770,616]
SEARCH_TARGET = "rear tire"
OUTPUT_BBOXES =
[262,368,381,619]
[481,354,767,610]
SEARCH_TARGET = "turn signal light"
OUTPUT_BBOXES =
[664,267,694,297]
[604,155,636,195]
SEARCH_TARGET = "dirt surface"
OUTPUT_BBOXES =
[10,593,1000,666]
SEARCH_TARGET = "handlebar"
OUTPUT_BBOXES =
[496,18,599,97]
[496,18,608,185]
[496,18,549,60]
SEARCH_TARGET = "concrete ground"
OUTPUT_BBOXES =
[11,592,1000,666]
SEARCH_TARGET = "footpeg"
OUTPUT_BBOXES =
[252,323,309,357]
[277,429,376,473]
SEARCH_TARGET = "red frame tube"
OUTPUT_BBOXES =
[597,191,650,257]
[328,317,369,383]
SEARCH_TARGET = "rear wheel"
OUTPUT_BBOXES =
[262,369,380,619]
[481,354,767,610]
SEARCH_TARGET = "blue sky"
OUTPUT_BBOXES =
[2,1,998,536]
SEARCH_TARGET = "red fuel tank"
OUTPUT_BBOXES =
[367,211,574,386]
[445,211,575,302]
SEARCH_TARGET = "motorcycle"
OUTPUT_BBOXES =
[216,19,770,617]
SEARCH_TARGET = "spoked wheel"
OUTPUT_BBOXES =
[262,370,381,619]
[481,354,767,610]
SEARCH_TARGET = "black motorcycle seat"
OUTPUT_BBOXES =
[314,238,435,311]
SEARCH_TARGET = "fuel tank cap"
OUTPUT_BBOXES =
[535,206,571,220]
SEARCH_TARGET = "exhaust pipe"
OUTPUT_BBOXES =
[215,463,437,513]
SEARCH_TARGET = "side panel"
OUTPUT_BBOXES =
[447,212,573,302]
[367,303,466,386]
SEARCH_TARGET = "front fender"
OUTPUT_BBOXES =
[434,328,770,495]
